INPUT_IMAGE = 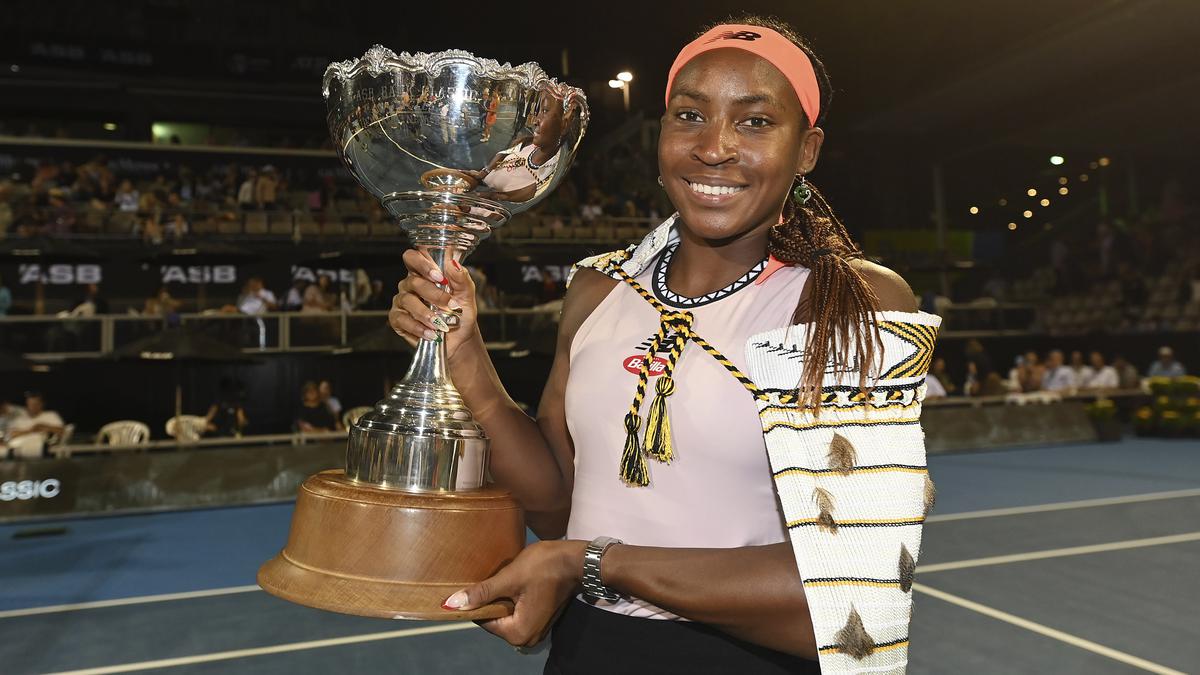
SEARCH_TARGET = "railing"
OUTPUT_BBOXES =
[50,430,348,459]
[0,308,559,358]
[6,202,667,243]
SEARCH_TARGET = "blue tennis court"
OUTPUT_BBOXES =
[3,438,1197,674]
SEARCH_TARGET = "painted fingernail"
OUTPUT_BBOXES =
[448,299,462,311]
[429,268,445,283]
[422,329,438,341]
[442,591,467,609]
[430,315,450,332]
[451,260,462,271]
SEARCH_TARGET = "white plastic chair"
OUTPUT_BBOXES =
[165,415,208,442]
[342,406,372,429]
[96,421,152,447]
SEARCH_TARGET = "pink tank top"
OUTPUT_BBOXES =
[565,244,811,618]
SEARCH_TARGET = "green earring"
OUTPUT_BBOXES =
[792,175,812,205]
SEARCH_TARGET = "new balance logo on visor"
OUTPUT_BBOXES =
[705,30,762,43]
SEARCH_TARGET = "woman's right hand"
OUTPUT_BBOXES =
[389,248,479,359]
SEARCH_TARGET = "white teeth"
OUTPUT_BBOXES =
[688,181,745,196]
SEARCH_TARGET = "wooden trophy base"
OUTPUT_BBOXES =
[258,470,523,620]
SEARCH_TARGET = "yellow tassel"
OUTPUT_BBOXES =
[828,432,857,476]
[923,474,937,516]
[898,543,915,592]
[813,486,838,534]
[643,376,675,463]
[835,607,876,660]
[619,412,649,487]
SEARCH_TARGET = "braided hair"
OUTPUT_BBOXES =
[698,15,882,408]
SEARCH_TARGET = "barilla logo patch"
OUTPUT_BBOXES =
[707,30,761,43]
[623,355,669,376]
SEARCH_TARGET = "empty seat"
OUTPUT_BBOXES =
[96,420,152,447]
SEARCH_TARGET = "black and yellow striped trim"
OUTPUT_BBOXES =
[787,517,925,529]
[818,637,909,655]
[879,321,937,379]
[804,577,904,589]
[772,463,928,479]
[759,398,920,417]
[763,417,922,433]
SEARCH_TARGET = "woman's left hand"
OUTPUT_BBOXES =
[442,540,586,648]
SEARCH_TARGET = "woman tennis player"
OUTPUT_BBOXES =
[390,14,940,674]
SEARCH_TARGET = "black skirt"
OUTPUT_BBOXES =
[544,599,820,675]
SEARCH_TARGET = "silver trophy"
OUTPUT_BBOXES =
[327,45,588,490]
[259,47,588,620]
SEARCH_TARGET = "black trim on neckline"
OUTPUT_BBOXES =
[651,243,768,308]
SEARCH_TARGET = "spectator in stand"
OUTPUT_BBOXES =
[1068,350,1094,388]
[69,283,110,316]
[256,166,279,210]
[1041,349,1075,392]
[238,276,278,349]
[114,180,140,213]
[1082,351,1119,389]
[284,278,308,311]
[143,286,182,318]
[302,274,336,313]
[295,381,341,432]
[137,190,160,220]
[924,367,947,399]
[237,170,258,211]
[0,273,11,317]
[45,189,76,235]
[0,399,27,443]
[1018,350,1046,392]
[237,277,277,315]
[1148,346,1186,378]
[319,380,343,419]
[963,339,993,396]
[1112,355,1141,389]
[165,212,189,241]
[363,279,391,310]
[928,358,956,397]
[4,392,65,459]
[580,190,604,224]
[140,215,164,246]
[205,377,248,437]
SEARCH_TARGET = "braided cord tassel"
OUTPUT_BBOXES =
[619,326,668,486]
[643,313,692,462]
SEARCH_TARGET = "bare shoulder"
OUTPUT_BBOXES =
[850,258,918,312]
[560,268,619,338]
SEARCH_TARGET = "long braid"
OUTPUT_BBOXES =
[770,178,882,410]
[699,13,884,410]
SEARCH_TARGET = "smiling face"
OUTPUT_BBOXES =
[659,48,822,243]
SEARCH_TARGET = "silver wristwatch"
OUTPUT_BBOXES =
[581,536,623,602]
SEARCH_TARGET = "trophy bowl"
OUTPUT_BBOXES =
[258,46,588,620]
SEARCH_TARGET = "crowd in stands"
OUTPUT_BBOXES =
[925,341,1187,400]
[0,375,362,460]
[0,140,672,243]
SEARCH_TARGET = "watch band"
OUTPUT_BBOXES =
[581,536,623,602]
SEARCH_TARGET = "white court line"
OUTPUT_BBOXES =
[5,490,1199,620]
[913,582,1187,675]
[43,623,476,675]
[0,585,260,619]
[918,531,1200,573]
[926,487,1200,522]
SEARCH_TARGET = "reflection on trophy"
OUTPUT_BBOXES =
[258,46,588,620]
